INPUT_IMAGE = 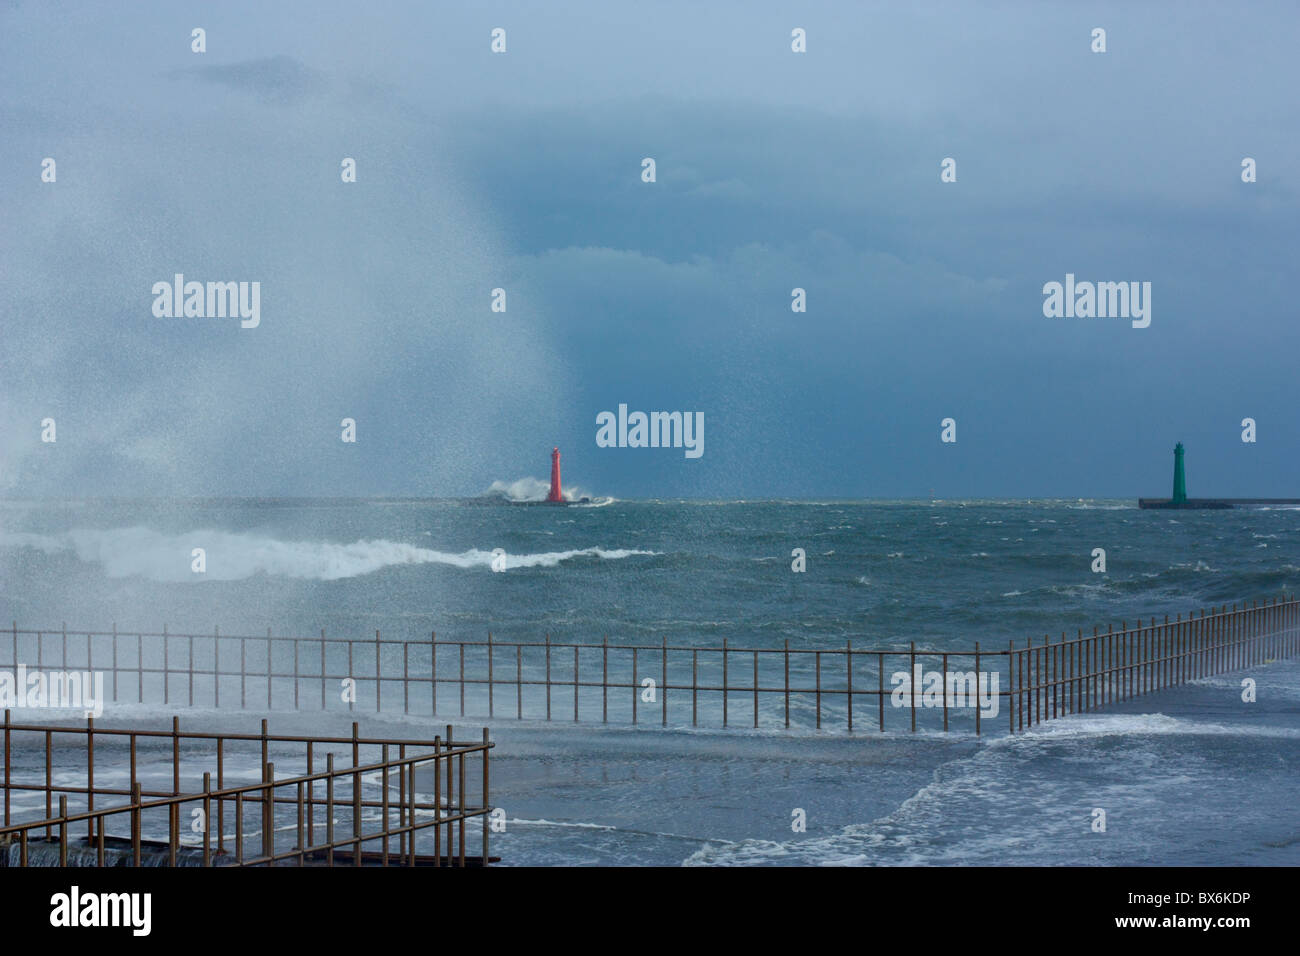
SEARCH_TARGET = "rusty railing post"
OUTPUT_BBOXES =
[352,722,362,866]
[1009,641,1016,732]
[941,652,949,733]
[722,638,728,728]
[692,649,698,727]
[662,636,668,727]
[87,715,95,843]
[172,715,180,797]
[326,752,335,867]
[44,730,52,840]
[815,649,822,730]
[433,735,441,866]
[846,640,853,733]
[482,726,491,867]
[265,761,275,863]
[203,772,212,867]
[3,708,9,827]
[458,745,466,868]
[909,642,916,732]
[784,639,790,729]
[58,795,68,867]
[382,743,390,866]
[878,651,885,733]
[235,791,243,865]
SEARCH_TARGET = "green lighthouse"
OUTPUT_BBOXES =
[1171,442,1187,504]
[1142,441,1297,508]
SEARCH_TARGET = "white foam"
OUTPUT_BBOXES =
[990,711,1300,743]
[498,818,617,831]
[686,706,1300,866]
[483,476,597,503]
[0,527,656,582]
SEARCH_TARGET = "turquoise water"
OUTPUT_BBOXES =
[2,498,1295,646]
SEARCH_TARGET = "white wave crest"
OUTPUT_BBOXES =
[0,527,655,582]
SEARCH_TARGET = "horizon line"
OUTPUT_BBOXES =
[0,494,1145,503]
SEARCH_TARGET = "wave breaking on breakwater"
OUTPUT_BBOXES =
[478,477,615,506]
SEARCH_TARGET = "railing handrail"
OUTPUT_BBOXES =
[2,595,1293,738]
[0,714,485,752]
[0,749,487,838]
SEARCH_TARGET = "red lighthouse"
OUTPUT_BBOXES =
[547,447,564,502]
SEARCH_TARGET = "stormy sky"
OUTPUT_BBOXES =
[2,1,1297,498]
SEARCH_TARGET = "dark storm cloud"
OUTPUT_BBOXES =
[1,1,1297,497]
[170,55,325,104]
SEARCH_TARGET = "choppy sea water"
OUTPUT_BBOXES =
[1,497,1297,865]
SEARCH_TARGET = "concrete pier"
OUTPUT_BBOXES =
[1139,498,1300,509]
[1140,442,1299,508]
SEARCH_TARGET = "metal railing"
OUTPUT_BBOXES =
[0,714,492,867]
[423,597,1298,734]
[3,595,1296,735]
[1011,597,1297,730]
